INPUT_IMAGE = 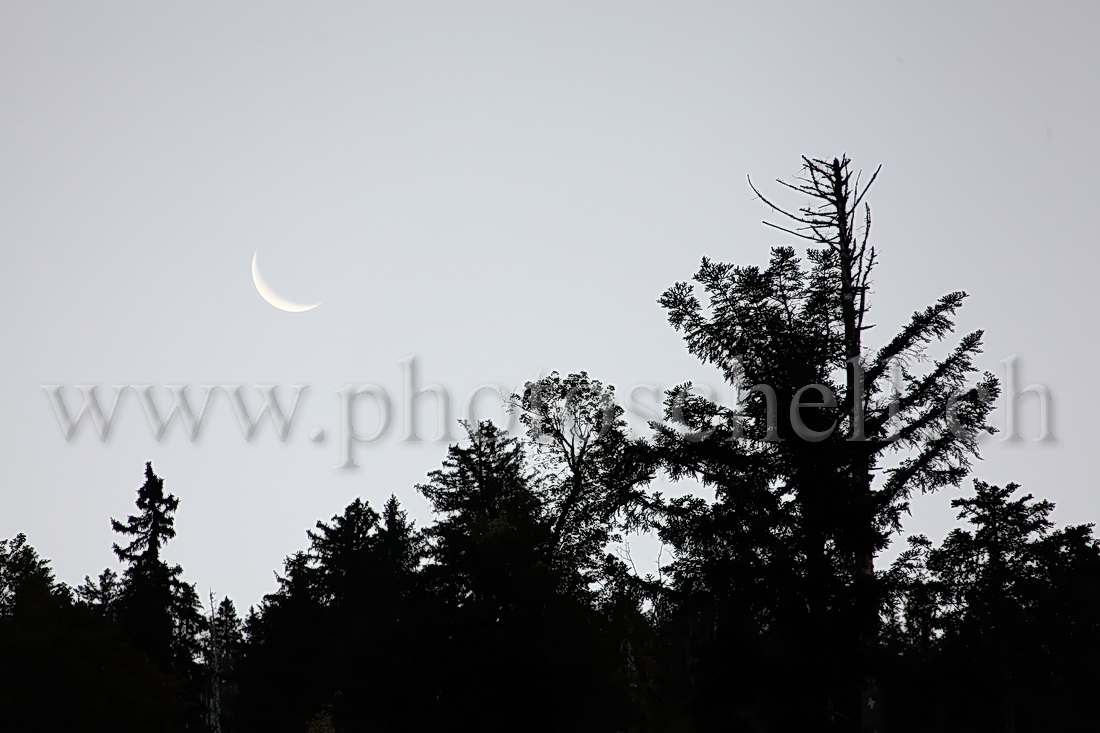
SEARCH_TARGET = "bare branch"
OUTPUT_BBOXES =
[747,175,824,228]
[851,164,882,211]
[760,219,831,244]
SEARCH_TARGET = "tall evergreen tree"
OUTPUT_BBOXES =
[110,462,206,726]
[416,419,619,732]
[204,595,244,733]
[239,495,430,733]
[418,419,552,613]
[238,543,332,733]
[1,533,185,732]
[655,155,1000,729]
[927,481,1082,732]
[883,480,1100,731]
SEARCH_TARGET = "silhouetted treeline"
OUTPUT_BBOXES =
[3,157,1096,733]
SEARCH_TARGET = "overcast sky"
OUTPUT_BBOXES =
[2,1,1097,612]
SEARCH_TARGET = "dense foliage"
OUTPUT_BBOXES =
[2,157,1092,733]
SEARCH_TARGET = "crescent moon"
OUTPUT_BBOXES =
[251,251,322,313]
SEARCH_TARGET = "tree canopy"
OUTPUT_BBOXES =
[2,156,1089,733]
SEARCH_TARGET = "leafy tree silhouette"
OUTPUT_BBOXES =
[515,372,665,728]
[516,372,658,593]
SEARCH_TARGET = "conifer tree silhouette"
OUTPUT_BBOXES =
[109,461,206,727]
[18,156,1100,733]
[656,155,1000,729]
[885,480,1100,731]
[416,419,618,732]
[1,532,185,732]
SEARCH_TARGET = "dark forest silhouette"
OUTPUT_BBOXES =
[3,157,1097,733]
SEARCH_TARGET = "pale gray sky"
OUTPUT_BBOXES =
[2,1,1097,611]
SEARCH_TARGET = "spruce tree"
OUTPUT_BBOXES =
[928,481,1059,731]
[239,495,430,733]
[110,462,205,726]
[655,155,1000,729]
[238,550,327,733]
[0,533,66,616]
[205,595,244,733]
[76,567,122,620]
[417,419,551,613]
[1,533,185,732]
[416,420,614,732]
[884,480,1100,730]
